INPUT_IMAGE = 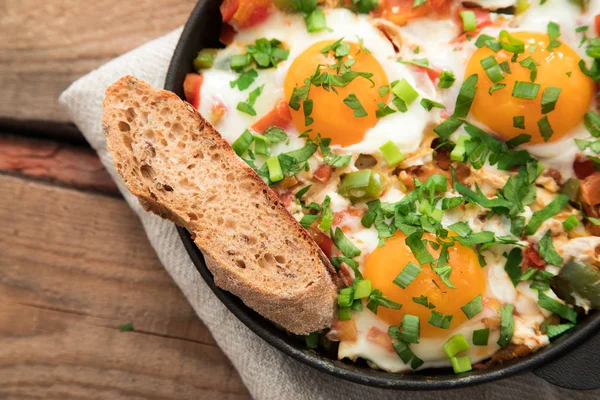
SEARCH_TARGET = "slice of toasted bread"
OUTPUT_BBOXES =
[102,76,339,334]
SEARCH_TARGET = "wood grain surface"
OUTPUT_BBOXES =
[0,0,196,124]
[0,174,250,399]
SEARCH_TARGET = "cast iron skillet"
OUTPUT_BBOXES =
[165,0,600,390]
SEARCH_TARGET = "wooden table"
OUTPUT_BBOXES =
[0,1,250,398]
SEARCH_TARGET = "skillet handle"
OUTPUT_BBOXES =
[533,332,600,390]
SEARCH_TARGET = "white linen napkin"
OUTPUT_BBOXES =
[59,28,596,400]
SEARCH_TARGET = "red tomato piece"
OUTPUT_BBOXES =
[307,228,334,259]
[251,100,292,133]
[595,15,600,36]
[313,164,333,184]
[581,172,600,207]
[183,73,203,109]
[220,0,239,22]
[574,155,596,180]
[230,0,271,29]
[522,244,546,270]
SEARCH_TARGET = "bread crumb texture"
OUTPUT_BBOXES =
[102,76,338,334]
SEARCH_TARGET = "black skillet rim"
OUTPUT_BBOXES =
[164,0,600,390]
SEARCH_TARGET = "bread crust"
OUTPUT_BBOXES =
[102,76,339,334]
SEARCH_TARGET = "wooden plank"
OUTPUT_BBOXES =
[0,134,118,194]
[0,174,249,398]
[0,0,196,124]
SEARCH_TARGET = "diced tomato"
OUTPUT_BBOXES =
[307,228,334,258]
[313,164,333,184]
[522,244,546,269]
[251,100,292,133]
[574,155,596,180]
[375,0,451,26]
[580,172,600,207]
[278,191,294,207]
[224,0,271,30]
[327,320,358,342]
[595,15,600,36]
[219,23,237,46]
[210,99,227,124]
[366,327,394,352]
[220,0,239,22]
[183,73,203,109]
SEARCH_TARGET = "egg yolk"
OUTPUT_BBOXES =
[284,40,390,147]
[363,232,485,338]
[465,31,594,144]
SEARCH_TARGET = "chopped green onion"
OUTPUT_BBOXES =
[450,135,468,162]
[444,334,470,358]
[438,70,456,88]
[475,34,500,51]
[472,328,489,346]
[402,314,420,344]
[562,215,580,231]
[454,74,478,118]
[429,310,453,329]
[305,332,319,348]
[541,86,562,114]
[343,94,368,117]
[499,30,525,56]
[480,55,504,83]
[305,8,326,32]
[524,194,569,235]
[392,79,419,105]
[393,262,422,289]
[354,279,372,299]
[295,185,311,199]
[499,61,511,74]
[585,111,600,137]
[266,156,283,182]
[545,323,574,339]
[489,83,506,94]
[352,299,363,311]
[538,291,577,323]
[405,232,435,265]
[504,247,523,287]
[547,21,562,51]
[460,11,477,32]
[230,53,252,70]
[337,287,354,307]
[461,295,483,319]
[497,304,514,348]
[512,81,540,99]
[412,295,435,309]
[338,170,385,201]
[379,141,405,166]
[368,289,402,314]
[519,56,539,82]
[538,116,554,142]
[413,0,427,8]
[391,339,414,363]
[420,98,446,111]
[434,116,464,139]
[379,85,390,97]
[538,230,563,266]
[119,322,134,332]
[194,49,217,70]
[451,356,472,373]
[332,227,362,258]
[231,130,254,156]
[338,306,352,320]
[253,134,270,156]
[513,116,525,129]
